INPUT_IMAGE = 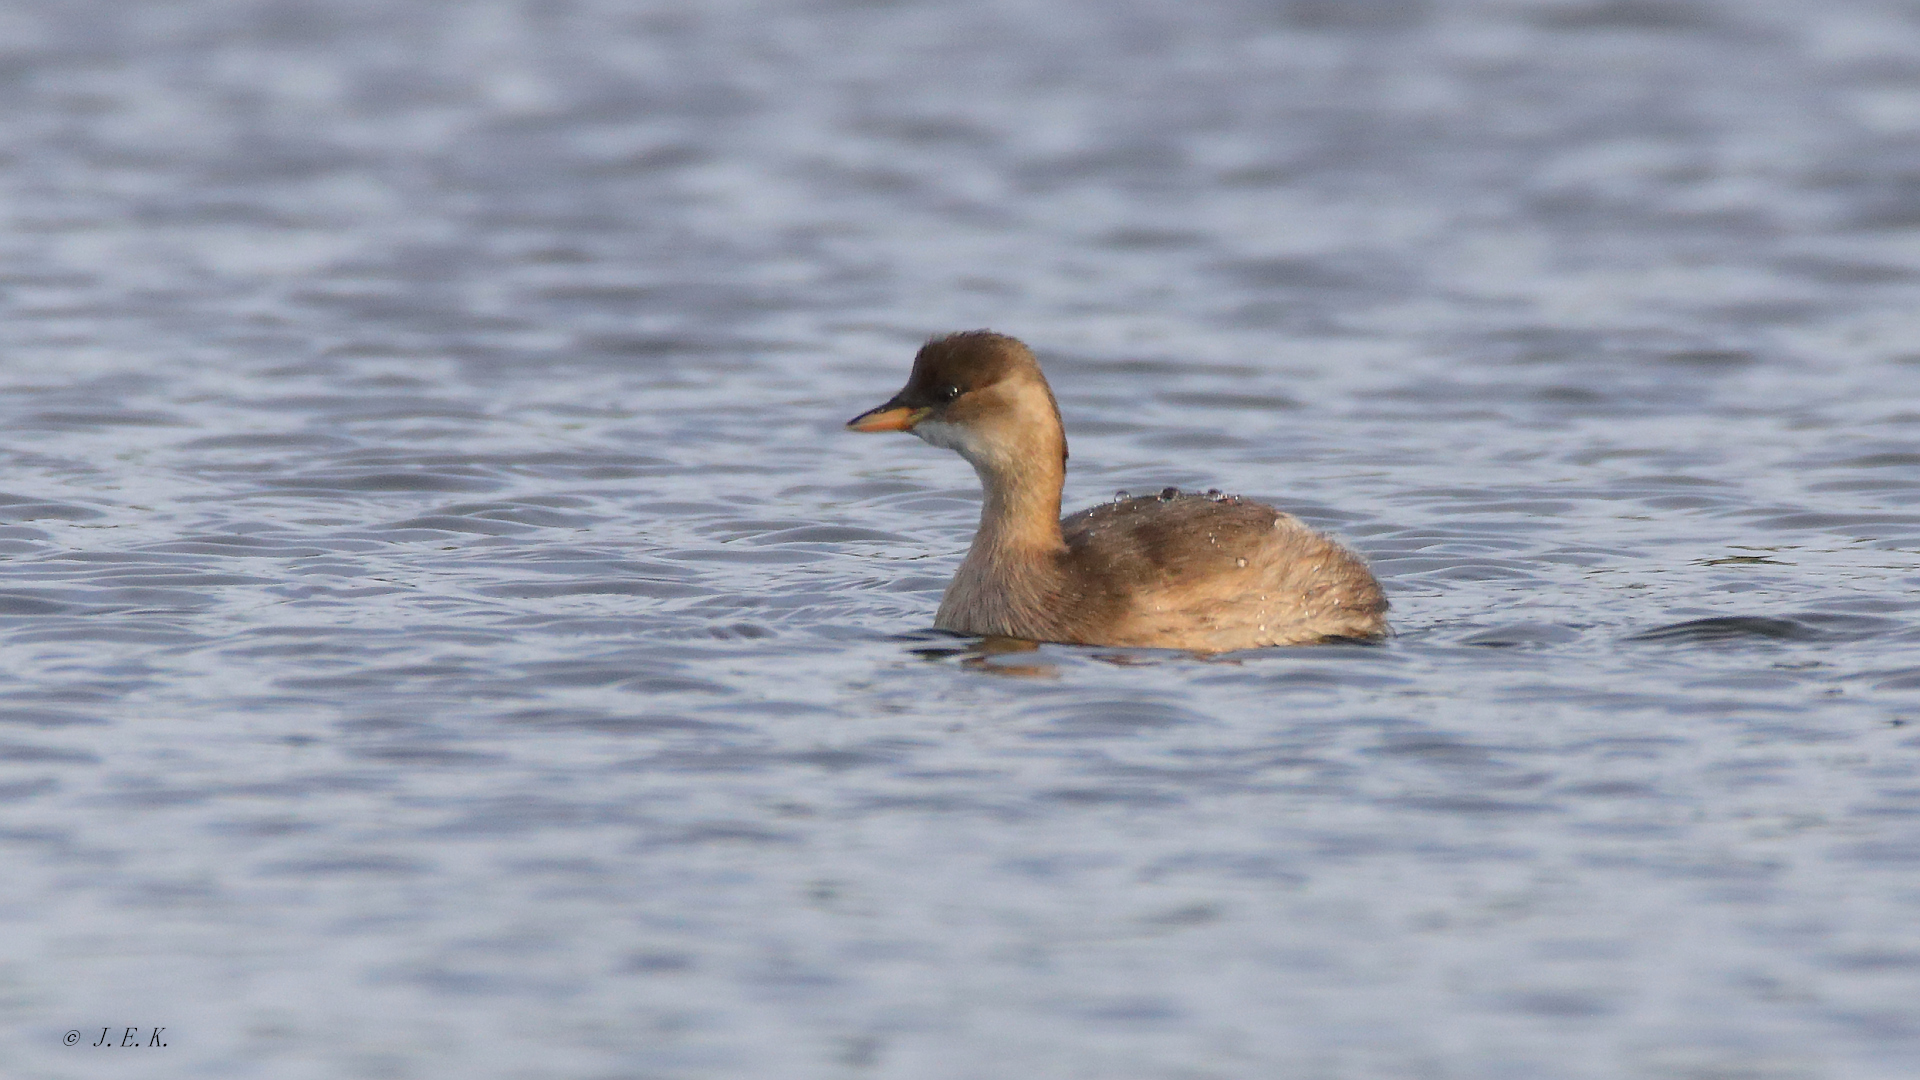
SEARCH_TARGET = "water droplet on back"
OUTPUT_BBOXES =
[1159,487,1178,501]
[1205,488,1223,501]
[1113,490,1130,502]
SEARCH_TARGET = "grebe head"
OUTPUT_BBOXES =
[846,330,1066,473]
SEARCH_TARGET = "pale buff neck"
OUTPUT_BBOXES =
[969,445,1066,556]
[913,376,1071,562]
[928,379,1072,638]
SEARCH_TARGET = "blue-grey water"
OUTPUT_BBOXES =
[3,1,1920,1077]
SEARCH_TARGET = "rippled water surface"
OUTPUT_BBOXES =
[6,1,1920,1077]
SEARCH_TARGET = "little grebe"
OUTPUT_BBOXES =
[848,331,1388,651]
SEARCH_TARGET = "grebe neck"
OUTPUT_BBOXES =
[971,450,1066,556]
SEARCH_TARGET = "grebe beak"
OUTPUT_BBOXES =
[846,402,931,432]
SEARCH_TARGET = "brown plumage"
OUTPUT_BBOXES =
[847,331,1388,651]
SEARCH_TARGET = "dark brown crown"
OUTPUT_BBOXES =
[892,330,1041,407]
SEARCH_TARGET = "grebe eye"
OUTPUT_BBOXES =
[934,385,962,404]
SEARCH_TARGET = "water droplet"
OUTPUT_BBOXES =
[1113,490,1130,502]
[1205,488,1223,501]
[1159,487,1178,501]
[1236,557,1247,568]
